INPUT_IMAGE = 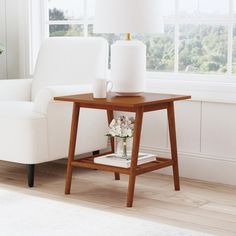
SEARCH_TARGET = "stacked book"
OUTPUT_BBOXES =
[94,153,156,168]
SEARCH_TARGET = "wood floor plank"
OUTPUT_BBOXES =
[0,160,236,235]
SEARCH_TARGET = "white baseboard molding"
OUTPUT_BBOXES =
[141,146,236,186]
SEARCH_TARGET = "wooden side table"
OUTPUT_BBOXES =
[55,93,191,207]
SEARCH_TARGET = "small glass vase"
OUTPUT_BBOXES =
[115,137,132,159]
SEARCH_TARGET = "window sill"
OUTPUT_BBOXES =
[146,72,236,104]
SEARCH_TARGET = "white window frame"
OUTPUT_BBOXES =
[41,0,236,89]
[42,0,94,38]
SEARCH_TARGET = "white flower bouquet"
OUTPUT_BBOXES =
[108,116,135,138]
[107,116,135,158]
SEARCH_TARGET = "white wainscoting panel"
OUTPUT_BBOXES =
[140,100,202,154]
[141,110,168,149]
[139,99,236,186]
[140,146,236,186]
[169,100,201,153]
[201,102,236,158]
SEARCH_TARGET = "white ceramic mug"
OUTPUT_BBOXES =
[93,78,113,98]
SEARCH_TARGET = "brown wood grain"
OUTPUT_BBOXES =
[107,110,120,180]
[127,107,144,207]
[56,92,191,207]
[2,160,235,235]
[70,156,173,176]
[167,102,180,191]
[65,103,80,194]
[55,92,191,108]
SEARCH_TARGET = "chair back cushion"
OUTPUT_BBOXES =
[31,37,108,100]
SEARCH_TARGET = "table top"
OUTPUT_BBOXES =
[54,93,191,108]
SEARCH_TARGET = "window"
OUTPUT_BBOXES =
[47,0,85,37]
[44,0,236,78]
[179,25,228,74]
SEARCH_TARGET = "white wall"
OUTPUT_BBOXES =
[0,0,6,79]
[0,0,30,80]
[139,82,236,186]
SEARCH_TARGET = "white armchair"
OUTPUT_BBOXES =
[0,37,109,187]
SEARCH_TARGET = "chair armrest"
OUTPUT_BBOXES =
[34,84,92,114]
[0,79,32,101]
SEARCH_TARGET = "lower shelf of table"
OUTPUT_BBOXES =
[71,153,173,176]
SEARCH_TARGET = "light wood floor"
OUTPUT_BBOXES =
[0,160,236,236]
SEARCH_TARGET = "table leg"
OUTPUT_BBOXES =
[167,102,180,191]
[107,110,120,180]
[127,107,144,207]
[65,103,80,194]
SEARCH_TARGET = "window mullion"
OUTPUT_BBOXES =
[174,0,179,73]
[84,0,88,37]
[174,24,179,73]
[43,0,49,39]
[227,25,233,77]
[227,0,233,76]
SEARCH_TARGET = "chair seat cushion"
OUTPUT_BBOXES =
[0,101,48,164]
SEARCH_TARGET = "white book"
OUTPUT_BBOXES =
[94,153,156,168]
